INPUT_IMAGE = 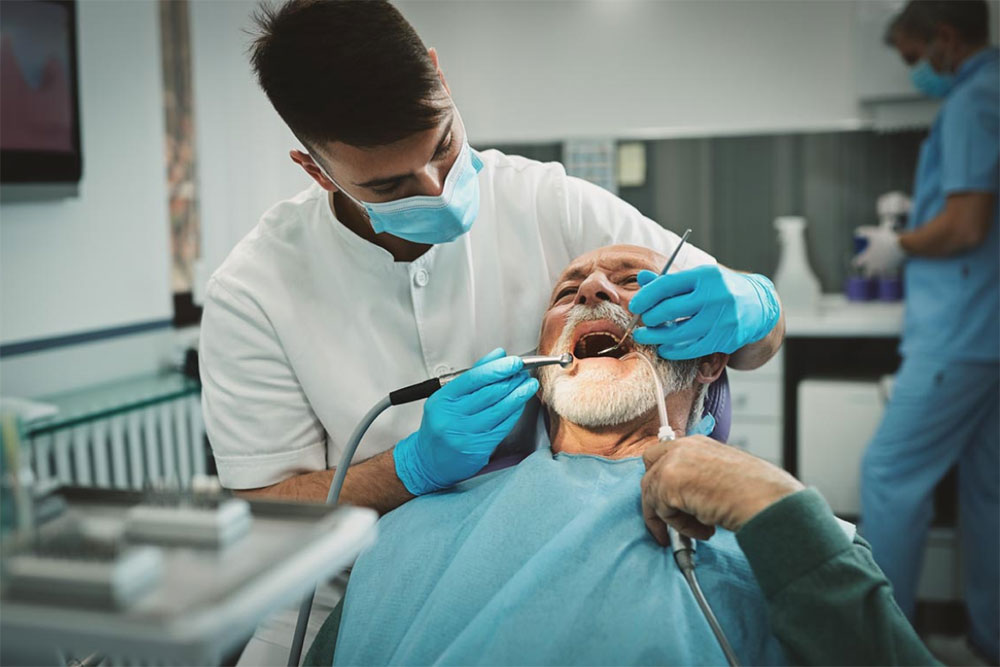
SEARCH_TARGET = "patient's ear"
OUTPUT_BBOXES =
[696,353,729,383]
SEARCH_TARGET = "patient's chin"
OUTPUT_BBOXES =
[542,366,656,428]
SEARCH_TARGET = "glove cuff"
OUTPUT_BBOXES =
[743,273,781,344]
[394,432,443,496]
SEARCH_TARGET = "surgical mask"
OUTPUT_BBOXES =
[910,59,955,98]
[686,413,716,437]
[326,140,484,245]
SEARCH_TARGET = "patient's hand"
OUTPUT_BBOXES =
[640,436,804,543]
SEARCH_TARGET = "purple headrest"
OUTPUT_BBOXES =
[704,369,731,443]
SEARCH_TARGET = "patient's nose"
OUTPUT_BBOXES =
[576,272,620,306]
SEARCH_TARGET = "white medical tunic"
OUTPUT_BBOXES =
[200,150,715,489]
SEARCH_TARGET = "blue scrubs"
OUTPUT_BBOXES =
[861,47,999,662]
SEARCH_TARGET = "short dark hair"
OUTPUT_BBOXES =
[885,1,990,46]
[249,0,448,148]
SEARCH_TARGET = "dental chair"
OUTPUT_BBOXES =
[302,372,732,666]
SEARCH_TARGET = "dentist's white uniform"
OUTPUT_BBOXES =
[200,150,715,489]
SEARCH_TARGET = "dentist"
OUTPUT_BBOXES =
[199,0,784,513]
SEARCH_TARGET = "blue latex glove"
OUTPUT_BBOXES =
[394,348,540,495]
[629,265,780,360]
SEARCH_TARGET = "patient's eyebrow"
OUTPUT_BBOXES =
[560,266,590,283]
[559,258,654,283]
[608,258,654,272]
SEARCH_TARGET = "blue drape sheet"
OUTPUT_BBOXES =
[335,449,787,666]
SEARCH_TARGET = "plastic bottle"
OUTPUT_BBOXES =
[875,192,909,301]
[772,216,822,314]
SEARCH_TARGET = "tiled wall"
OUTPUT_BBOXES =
[485,129,926,292]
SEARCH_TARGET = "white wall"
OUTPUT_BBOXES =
[0,0,172,346]
[399,0,864,143]
[188,0,311,302]
[184,0,873,284]
[0,1,177,397]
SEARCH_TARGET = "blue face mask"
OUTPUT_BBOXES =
[327,139,484,245]
[910,59,955,98]
[686,413,716,437]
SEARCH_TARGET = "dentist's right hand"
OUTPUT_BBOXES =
[393,348,539,496]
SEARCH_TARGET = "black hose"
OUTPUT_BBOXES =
[287,396,393,667]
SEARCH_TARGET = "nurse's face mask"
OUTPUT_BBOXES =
[909,37,956,99]
[910,59,955,98]
[318,137,484,245]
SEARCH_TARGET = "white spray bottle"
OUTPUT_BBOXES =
[772,216,822,314]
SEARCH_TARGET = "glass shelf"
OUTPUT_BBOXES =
[25,373,201,438]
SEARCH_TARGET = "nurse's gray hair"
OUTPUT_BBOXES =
[885,0,990,46]
[249,0,449,149]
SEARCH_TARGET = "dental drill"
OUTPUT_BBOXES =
[388,354,573,405]
[287,353,574,667]
[624,350,740,667]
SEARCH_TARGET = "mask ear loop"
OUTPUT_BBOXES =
[309,152,379,232]
[621,351,673,441]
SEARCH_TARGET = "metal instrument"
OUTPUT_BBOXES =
[598,229,692,356]
[389,353,573,406]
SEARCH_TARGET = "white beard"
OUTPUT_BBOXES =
[538,302,698,429]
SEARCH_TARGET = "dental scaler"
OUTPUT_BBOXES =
[388,353,574,406]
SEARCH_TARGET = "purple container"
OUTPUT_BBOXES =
[878,277,904,301]
[845,276,877,301]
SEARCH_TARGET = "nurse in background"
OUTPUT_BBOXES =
[855,1,998,663]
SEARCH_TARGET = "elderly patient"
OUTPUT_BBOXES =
[333,245,787,666]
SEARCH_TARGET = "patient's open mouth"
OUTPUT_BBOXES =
[572,329,632,360]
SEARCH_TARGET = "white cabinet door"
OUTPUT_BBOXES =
[728,419,782,466]
[729,377,782,419]
[798,379,885,517]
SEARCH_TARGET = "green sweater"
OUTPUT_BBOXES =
[736,488,940,666]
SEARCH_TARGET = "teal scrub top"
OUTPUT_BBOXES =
[903,47,999,362]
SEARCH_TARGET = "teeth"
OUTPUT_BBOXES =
[579,332,620,343]
[573,330,627,360]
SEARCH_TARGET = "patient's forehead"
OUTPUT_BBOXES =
[557,245,666,283]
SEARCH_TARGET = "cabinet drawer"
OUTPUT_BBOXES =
[728,419,782,466]
[728,377,781,418]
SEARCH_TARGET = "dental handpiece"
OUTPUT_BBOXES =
[443,353,574,381]
[388,353,573,406]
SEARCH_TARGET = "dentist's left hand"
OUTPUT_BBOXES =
[394,348,539,496]
[629,265,780,360]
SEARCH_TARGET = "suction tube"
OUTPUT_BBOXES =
[624,349,739,666]
[620,351,672,440]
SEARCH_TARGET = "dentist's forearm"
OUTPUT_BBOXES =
[339,448,415,513]
[728,309,785,371]
[238,448,414,514]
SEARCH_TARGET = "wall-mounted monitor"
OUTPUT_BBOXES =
[1,0,82,184]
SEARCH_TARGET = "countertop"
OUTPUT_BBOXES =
[784,294,904,338]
